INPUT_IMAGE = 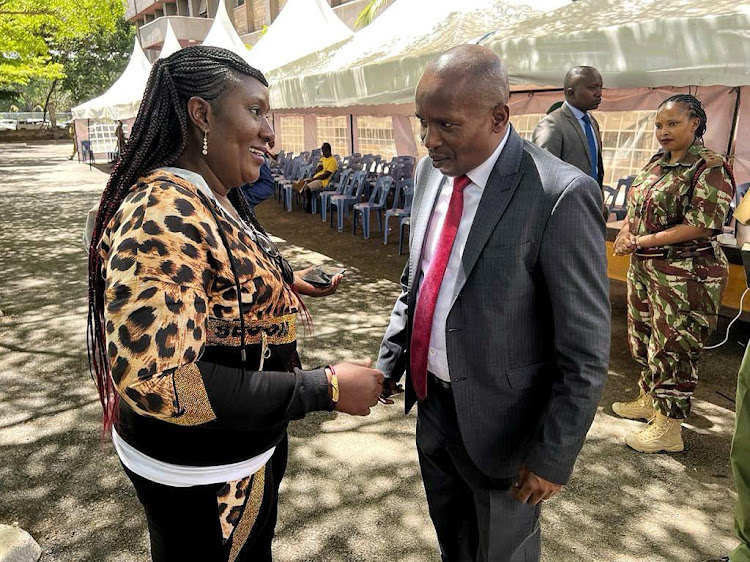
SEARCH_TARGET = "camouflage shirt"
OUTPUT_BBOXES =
[627,142,734,237]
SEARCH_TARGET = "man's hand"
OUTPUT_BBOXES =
[293,266,343,297]
[511,466,562,505]
[379,378,404,404]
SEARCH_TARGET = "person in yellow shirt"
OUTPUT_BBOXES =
[293,142,338,212]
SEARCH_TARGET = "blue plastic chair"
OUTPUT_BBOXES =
[609,175,635,220]
[353,175,394,239]
[384,179,414,245]
[330,170,367,232]
[311,167,341,215]
[399,216,411,255]
[281,162,311,212]
[275,155,297,202]
[320,168,352,223]
[603,184,617,222]
[81,140,95,169]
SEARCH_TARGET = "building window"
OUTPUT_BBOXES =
[277,115,304,155]
[316,116,349,157]
[509,113,545,142]
[409,115,429,160]
[595,110,661,186]
[89,120,123,153]
[237,0,244,5]
[356,116,396,160]
[509,110,660,186]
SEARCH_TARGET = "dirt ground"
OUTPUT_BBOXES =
[0,141,747,561]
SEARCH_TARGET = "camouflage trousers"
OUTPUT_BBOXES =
[626,249,728,419]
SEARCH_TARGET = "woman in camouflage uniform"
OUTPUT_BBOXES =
[612,94,735,453]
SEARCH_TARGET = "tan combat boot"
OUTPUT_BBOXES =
[612,391,656,421]
[625,412,684,453]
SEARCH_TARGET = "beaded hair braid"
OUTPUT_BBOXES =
[659,94,708,139]
[87,46,269,432]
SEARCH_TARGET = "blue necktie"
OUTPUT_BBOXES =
[581,113,598,181]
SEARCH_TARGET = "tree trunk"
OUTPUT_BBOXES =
[43,79,58,126]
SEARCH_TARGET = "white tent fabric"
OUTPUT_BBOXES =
[245,0,354,74]
[71,38,152,120]
[267,0,568,109]
[157,20,183,60]
[482,0,750,89]
[202,0,253,64]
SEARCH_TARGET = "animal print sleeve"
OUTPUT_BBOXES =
[103,178,333,427]
[104,180,218,425]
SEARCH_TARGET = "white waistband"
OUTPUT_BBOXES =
[112,428,275,488]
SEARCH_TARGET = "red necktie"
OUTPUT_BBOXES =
[410,174,471,400]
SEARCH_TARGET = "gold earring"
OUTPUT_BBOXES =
[202,130,208,156]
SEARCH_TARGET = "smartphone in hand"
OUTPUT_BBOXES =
[301,266,346,287]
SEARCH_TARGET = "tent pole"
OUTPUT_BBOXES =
[727,87,741,159]
[349,114,355,156]
[87,119,92,171]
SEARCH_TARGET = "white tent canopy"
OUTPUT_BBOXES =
[157,20,183,60]
[482,0,750,89]
[246,0,354,74]
[267,0,568,109]
[71,38,152,120]
[202,0,253,64]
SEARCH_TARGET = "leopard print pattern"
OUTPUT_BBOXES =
[217,475,252,544]
[100,171,299,424]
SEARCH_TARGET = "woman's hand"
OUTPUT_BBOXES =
[329,358,384,416]
[614,233,637,256]
[293,266,343,297]
[613,223,637,256]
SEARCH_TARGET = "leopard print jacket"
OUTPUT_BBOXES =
[100,171,331,436]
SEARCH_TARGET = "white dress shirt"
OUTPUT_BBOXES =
[564,101,599,163]
[417,127,510,382]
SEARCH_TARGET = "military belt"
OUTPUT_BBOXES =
[634,242,714,259]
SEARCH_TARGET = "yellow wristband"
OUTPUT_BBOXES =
[327,365,339,403]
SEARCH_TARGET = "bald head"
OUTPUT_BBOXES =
[414,45,511,177]
[422,45,510,108]
[563,66,603,112]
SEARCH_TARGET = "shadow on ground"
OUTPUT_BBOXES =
[0,142,745,561]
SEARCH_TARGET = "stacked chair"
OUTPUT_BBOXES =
[269,148,417,250]
[330,170,368,232]
[353,175,394,239]
[384,178,414,247]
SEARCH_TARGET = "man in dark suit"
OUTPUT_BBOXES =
[377,46,610,561]
[532,66,604,189]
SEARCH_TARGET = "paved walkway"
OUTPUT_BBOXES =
[0,141,745,561]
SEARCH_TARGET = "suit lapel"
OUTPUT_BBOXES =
[563,104,592,161]
[451,128,525,304]
[408,164,446,291]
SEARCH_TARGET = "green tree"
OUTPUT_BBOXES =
[0,0,125,87]
[56,17,135,105]
[354,0,394,29]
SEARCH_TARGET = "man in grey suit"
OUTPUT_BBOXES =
[532,66,604,188]
[377,46,610,561]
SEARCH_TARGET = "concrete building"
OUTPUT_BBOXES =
[125,0,382,61]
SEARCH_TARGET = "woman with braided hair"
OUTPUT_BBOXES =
[87,45,384,561]
[612,94,735,453]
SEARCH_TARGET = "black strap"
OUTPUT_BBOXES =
[195,189,248,365]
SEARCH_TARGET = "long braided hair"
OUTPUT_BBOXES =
[659,94,708,140]
[87,46,270,432]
